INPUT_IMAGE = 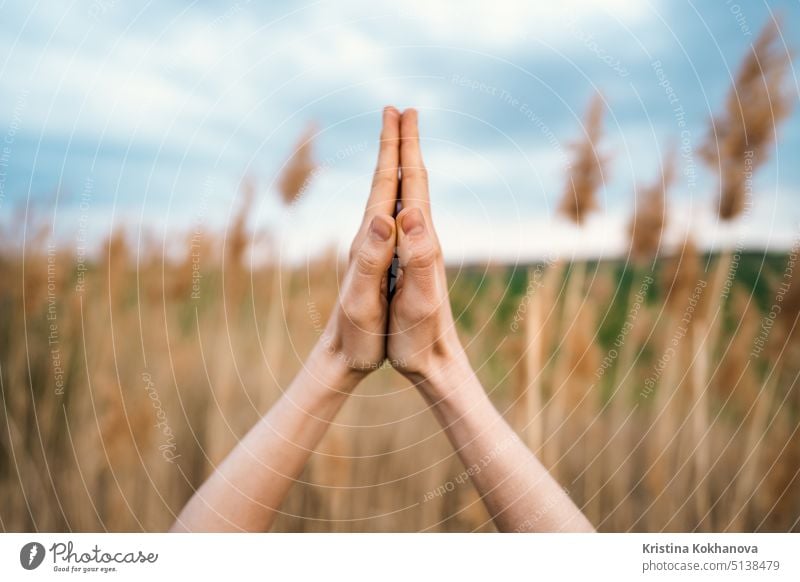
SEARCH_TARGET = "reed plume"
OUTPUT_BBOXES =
[263,123,318,393]
[700,19,794,220]
[628,151,675,262]
[559,94,607,225]
[278,123,317,205]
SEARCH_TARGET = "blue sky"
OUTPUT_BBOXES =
[1,0,798,264]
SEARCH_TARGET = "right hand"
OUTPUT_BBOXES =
[387,109,467,386]
[316,106,400,378]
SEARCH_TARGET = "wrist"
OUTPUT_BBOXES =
[411,340,479,402]
[306,340,364,394]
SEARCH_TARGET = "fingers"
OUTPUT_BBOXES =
[350,214,397,299]
[396,207,440,300]
[399,108,431,217]
[365,106,401,218]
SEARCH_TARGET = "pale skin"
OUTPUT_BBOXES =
[170,107,594,533]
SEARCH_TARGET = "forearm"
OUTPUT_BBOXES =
[170,343,359,532]
[418,353,594,533]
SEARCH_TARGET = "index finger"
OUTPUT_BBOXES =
[399,108,430,217]
[364,106,401,218]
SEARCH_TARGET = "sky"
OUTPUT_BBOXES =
[0,0,798,265]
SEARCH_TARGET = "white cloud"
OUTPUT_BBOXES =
[395,0,649,50]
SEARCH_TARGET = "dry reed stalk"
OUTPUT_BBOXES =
[204,177,262,464]
[710,286,761,529]
[767,266,800,410]
[644,237,705,528]
[759,411,800,531]
[226,176,256,304]
[102,230,130,308]
[726,280,795,529]
[601,154,675,525]
[699,22,794,403]
[526,260,565,478]
[308,424,351,526]
[543,261,585,481]
[263,125,318,391]
[544,93,607,486]
[685,321,713,530]
[550,264,603,505]
[521,266,546,453]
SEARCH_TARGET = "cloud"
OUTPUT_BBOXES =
[1,0,798,262]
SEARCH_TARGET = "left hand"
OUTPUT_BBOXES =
[386,109,465,388]
[317,106,401,378]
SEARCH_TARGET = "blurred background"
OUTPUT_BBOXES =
[0,0,798,532]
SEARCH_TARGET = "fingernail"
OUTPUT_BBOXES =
[369,216,392,241]
[401,208,425,236]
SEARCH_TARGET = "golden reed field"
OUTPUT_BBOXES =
[1,22,798,532]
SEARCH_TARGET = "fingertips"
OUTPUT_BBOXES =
[400,108,419,140]
[380,106,401,151]
[383,105,401,128]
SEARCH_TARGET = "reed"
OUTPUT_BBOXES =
[0,35,798,532]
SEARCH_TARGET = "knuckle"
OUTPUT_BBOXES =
[355,247,381,275]
[403,294,438,322]
[372,172,397,189]
[348,237,361,263]
[341,296,361,322]
[404,166,428,181]
[342,296,378,328]
[408,240,439,268]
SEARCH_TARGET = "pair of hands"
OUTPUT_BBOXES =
[173,106,595,534]
[319,107,463,389]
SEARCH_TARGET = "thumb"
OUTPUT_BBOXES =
[351,214,396,295]
[397,207,439,294]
